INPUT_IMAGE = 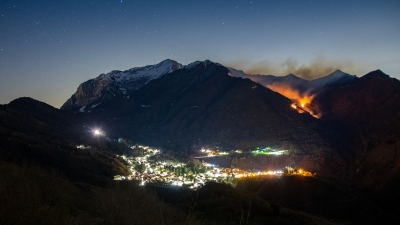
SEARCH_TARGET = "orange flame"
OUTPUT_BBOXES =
[267,83,319,118]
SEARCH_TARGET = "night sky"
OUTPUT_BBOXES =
[1,0,399,108]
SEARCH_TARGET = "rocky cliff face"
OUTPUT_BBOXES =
[61,59,183,110]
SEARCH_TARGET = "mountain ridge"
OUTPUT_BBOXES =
[61,59,183,110]
[54,59,400,189]
[62,59,360,113]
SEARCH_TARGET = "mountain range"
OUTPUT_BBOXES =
[56,59,400,190]
[2,59,400,224]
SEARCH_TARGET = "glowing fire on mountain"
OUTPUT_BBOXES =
[267,83,319,118]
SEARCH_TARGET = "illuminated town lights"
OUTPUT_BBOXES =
[114,143,314,189]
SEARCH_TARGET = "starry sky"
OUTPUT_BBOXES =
[1,0,399,108]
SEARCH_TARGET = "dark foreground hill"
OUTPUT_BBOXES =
[169,176,400,225]
[0,161,197,225]
[0,97,130,184]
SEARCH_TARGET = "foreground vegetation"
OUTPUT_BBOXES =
[0,160,198,225]
[1,159,344,225]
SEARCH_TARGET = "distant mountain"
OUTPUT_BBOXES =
[61,59,183,111]
[229,68,307,90]
[309,69,358,90]
[228,68,358,94]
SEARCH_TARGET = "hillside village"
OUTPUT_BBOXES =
[113,144,313,189]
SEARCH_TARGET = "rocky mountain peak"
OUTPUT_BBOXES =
[61,60,183,110]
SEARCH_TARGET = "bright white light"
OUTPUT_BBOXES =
[94,129,100,135]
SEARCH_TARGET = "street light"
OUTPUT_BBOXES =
[93,128,103,136]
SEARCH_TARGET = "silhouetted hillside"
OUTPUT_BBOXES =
[0,161,199,225]
[0,97,130,184]
[313,70,400,190]
[235,176,400,225]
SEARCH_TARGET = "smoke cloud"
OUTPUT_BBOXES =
[224,54,364,80]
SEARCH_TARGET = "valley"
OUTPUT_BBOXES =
[1,59,400,224]
[113,143,311,189]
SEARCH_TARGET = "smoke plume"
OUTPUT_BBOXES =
[225,54,363,80]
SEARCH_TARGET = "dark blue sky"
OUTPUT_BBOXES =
[1,0,399,107]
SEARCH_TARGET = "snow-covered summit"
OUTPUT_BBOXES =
[61,59,183,110]
[97,59,183,88]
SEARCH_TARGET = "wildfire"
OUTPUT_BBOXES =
[291,103,304,113]
[267,83,319,118]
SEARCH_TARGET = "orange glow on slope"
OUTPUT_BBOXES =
[291,103,305,113]
[267,83,319,118]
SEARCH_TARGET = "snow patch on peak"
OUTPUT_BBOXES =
[91,59,184,94]
[61,60,184,110]
[79,106,86,112]
[109,59,183,84]
[119,88,127,94]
